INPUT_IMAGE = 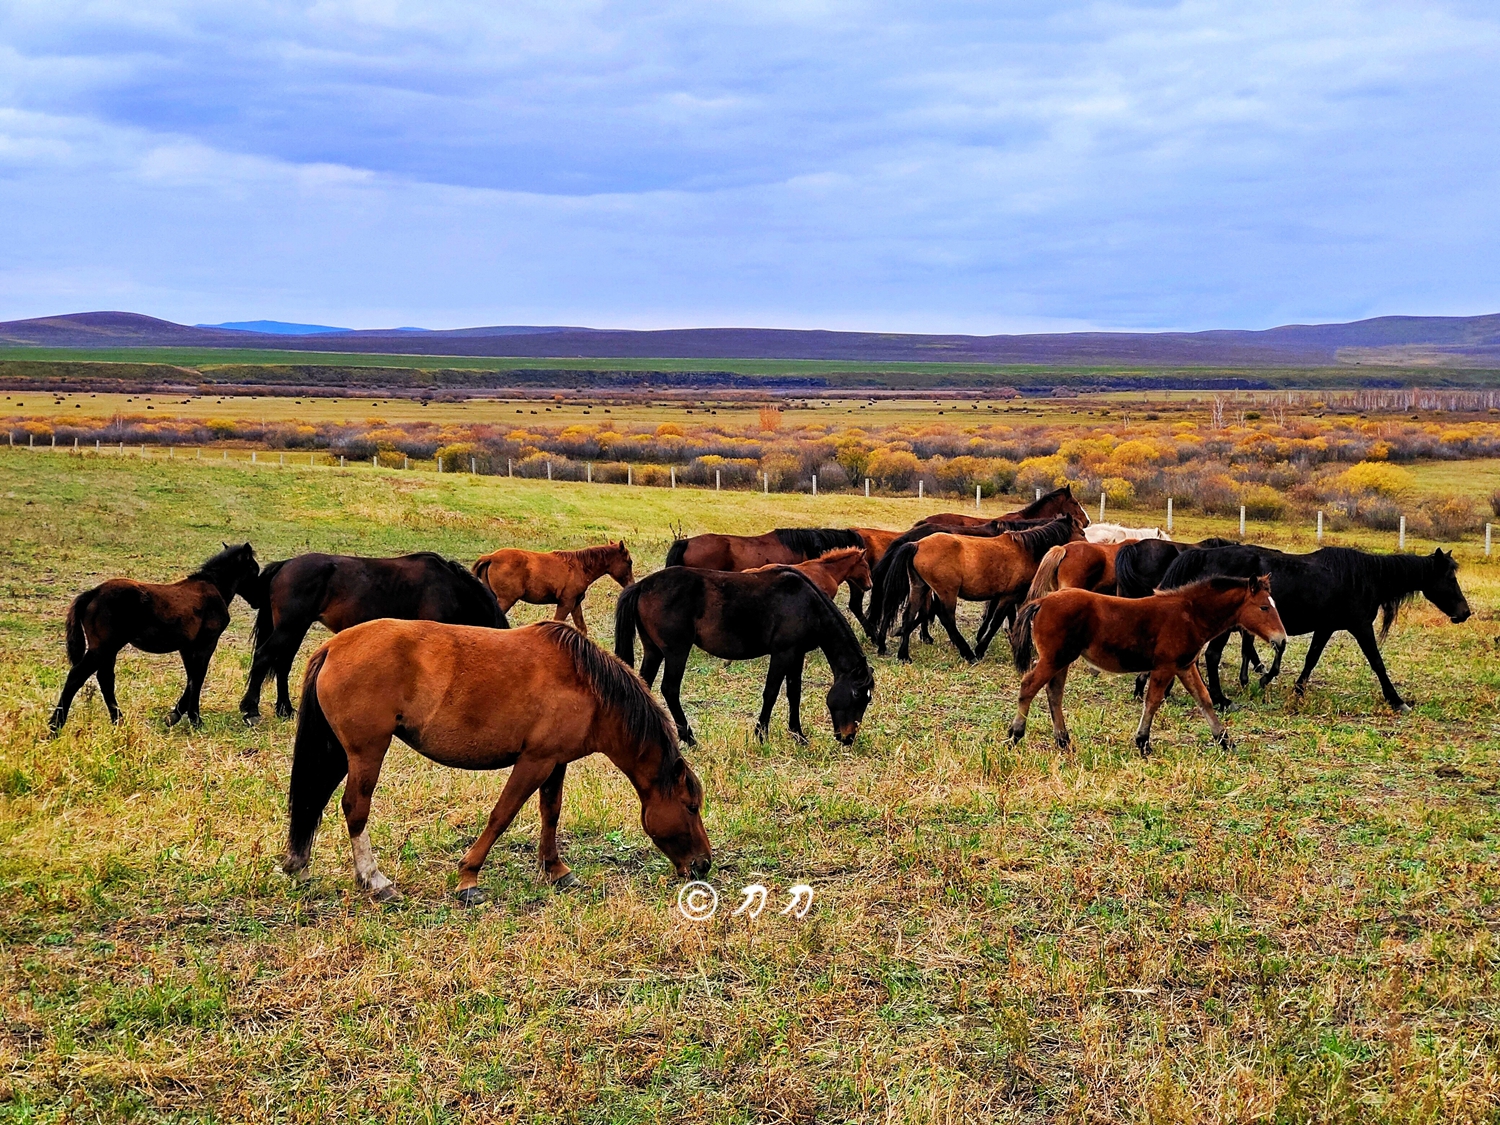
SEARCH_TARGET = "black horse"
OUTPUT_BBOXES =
[239,552,507,724]
[1158,545,1471,711]
[50,543,261,733]
[614,567,874,746]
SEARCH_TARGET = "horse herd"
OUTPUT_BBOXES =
[46,486,1472,903]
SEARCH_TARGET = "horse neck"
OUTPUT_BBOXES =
[1181,585,1253,640]
[1360,551,1432,603]
[569,547,613,580]
[596,714,674,799]
[194,566,242,601]
[809,597,866,678]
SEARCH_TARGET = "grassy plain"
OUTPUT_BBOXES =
[2,452,1499,1122]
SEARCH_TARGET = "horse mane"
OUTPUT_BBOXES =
[536,621,683,790]
[409,552,506,626]
[1114,540,1184,599]
[773,527,865,556]
[808,547,865,566]
[562,543,623,570]
[1310,547,1441,638]
[778,568,875,687]
[190,543,255,582]
[1013,485,1073,519]
[1158,544,1266,590]
[1006,515,1076,561]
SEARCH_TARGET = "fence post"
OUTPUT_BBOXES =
[279,452,285,467]
[1399,515,1405,550]
[404,455,409,470]
[1166,498,1173,533]
[251,451,257,464]
[1239,505,1246,537]
[340,455,345,468]
[438,456,443,474]
[1487,523,1492,556]
[52,434,56,448]
[120,442,124,454]
[547,461,552,481]
[588,462,593,483]
[1317,511,1323,542]
[28,434,33,448]
[628,464,634,486]
[508,458,513,477]
[918,480,924,500]
[976,484,981,511]
[763,472,768,495]
[373,454,377,469]
[812,473,817,496]
[1099,492,1106,522]
[223,450,227,461]
[96,439,100,452]
[471,456,477,474]
[669,466,674,488]
[865,478,870,498]
[715,469,720,492]
[74,437,78,452]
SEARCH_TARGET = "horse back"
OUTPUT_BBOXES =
[78,577,228,653]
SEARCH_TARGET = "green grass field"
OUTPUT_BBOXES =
[2,453,1498,1122]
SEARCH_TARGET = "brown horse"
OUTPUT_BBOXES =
[878,516,1077,663]
[847,527,900,628]
[284,620,711,904]
[663,526,864,570]
[1022,540,1131,602]
[473,541,634,636]
[748,547,872,600]
[50,543,261,733]
[1008,576,1286,754]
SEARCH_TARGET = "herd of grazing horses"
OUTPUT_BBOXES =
[47,485,1473,903]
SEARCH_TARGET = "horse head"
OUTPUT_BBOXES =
[639,755,712,878]
[609,540,635,587]
[1423,549,1471,623]
[826,666,874,745]
[1235,574,1287,650]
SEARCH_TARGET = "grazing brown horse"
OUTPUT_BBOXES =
[472,541,633,636]
[1022,540,1131,602]
[748,547,872,600]
[663,526,864,570]
[1008,576,1286,754]
[239,552,505,724]
[50,543,261,733]
[878,516,1077,663]
[284,620,711,904]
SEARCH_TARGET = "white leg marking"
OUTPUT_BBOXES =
[351,830,393,893]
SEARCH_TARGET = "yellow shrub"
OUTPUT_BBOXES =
[1335,462,1414,497]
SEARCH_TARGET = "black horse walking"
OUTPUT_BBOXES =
[50,543,261,733]
[614,567,874,746]
[1157,545,1471,711]
[239,552,507,723]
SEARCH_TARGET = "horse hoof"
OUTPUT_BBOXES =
[165,710,181,728]
[1136,739,1152,758]
[1055,735,1071,751]
[241,712,261,727]
[753,725,769,743]
[275,706,294,721]
[1215,701,1235,714]
[790,731,809,747]
[1396,702,1412,714]
[373,885,404,905]
[551,871,581,891]
[455,886,487,907]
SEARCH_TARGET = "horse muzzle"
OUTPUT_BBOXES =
[1451,608,1472,624]
[689,854,712,879]
[835,725,859,746]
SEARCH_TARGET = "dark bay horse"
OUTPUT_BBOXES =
[664,527,864,570]
[239,552,506,724]
[1008,576,1286,754]
[472,541,633,636]
[864,486,1089,647]
[877,516,1077,663]
[50,543,261,733]
[1158,545,1471,711]
[614,567,874,746]
[284,619,710,904]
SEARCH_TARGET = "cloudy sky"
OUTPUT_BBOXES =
[2,1,1498,332]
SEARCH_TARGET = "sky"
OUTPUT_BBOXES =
[2,0,1499,334]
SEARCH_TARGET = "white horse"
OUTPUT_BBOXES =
[1084,522,1171,544]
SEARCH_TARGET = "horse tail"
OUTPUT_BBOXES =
[471,555,492,586]
[1009,600,1043,673]
[247,559,289,654]
[64,588,95,665]
[285,646,348,870]
[1379,598,1401,640]
[1024,545,1067,604]
[614,582,644,667]
[875,541,921,638]
[664,539,689,569]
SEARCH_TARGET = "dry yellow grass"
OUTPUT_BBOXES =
[1,452,1498,1122]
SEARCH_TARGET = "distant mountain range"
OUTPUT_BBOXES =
[5,310,1500,367]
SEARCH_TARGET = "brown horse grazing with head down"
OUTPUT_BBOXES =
[748,547,872,600]
[1022,540,1131,603]
[472,541,633,636]
[50,543,261,734]
[1007,576,1286,755]
[877,516,1077,663]
[284,619,711,905]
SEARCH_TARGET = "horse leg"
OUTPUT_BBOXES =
[638,641,663,689]
[755,652,791,743]
[785,653,806,745]
[95,650,122,723]
[342,740,399,902]
[167,649,198,727]
[241,620,310,723]
[49,650,103,733]
[1177,663,1229,749]
[455,756,556,905]
[1238,630,1263,687]
[932,595,977,664]
[1348,621,1409,712]
[1133,672,1148,701]
[1134,669,1174,756]
[919,589,934,645]
[1292,628,1333,699]
[176,643,216,728]
[974,597,1011,659]
[568,597,589,637]
[660,651,696,745]
[1009,657,1059,745]
[1202,631,1233,710]
[896,592,919,663]
[1044,664,1072,750]
[848,583,868,631]
[536,762,578,887]
[1259,633,1289,691]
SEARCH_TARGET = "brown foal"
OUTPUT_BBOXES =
[747,547,872,599]
[1008,576,1286,754]
[472,541,634,636]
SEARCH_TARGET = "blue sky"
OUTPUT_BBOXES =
[2,1,1498,332]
